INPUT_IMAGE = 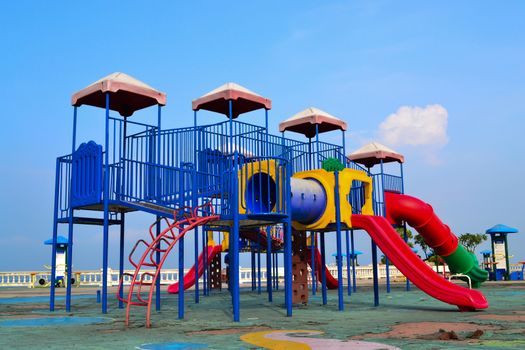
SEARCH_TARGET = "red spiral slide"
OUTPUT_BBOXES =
[351,214,488,310]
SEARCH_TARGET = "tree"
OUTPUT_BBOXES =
[395,226,413,247]
[415,234,433,259]
[458,233,487,253]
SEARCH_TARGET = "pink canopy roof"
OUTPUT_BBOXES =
[71,72,166,117]
[192,82,271,118]
[348,142,404,168]
[279,107,347,138]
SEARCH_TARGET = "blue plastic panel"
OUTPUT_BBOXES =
[71,141,103,208]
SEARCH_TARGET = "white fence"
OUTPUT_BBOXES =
[1,264,522,288]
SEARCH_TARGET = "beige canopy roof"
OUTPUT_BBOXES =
[192,82,272,118]
[71,72,167,117]
[348,142,404,168]
[279,107,347,138]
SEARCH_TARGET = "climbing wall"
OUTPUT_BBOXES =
[209,253,222,290]
[292,231,308,304]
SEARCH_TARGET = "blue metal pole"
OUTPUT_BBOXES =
[315,125,320,168]
[385,255,391,293]
[372,240,379,307]
[266,226,273,302]
[178,169,185,319]
[272,252,277,289]
[284,161,293,316]
[118,213,125,309]
[257,231,261,294]
[251,249,256,291]
[155,217,161,311]
[275,249,279,290]
[203,229,208,296]
[156,105,162,310]
[351,229,357,293]
[345,230,352,296]
[311,232,316,295]
[342,130,346,165]
[335,171,344,311]
[229,100,240,322]
[400,162,410,291]
[65,106,78,312]
[379,159,389,294]
[101,93,110,314]
[50,158,60,312]
[193,110,200,303]
[320,232,327,305]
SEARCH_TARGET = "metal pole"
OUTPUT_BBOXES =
[101,93,110,314]
[320,232,327,305]
[156,105,162,310]
[193,110,200,303]
[380,159,388,295]
[372,240,379,307]
[345,230,351,296]
[50,158,60,311]
[229,100,240,322]
[155,217,161,311]
[342,130,346,165]
[351,229,357,292]
[266,226,273,302]
[119,115,127,307]
[65,106,78,312]
[203,229,208,296]
[118,213,125,309]
[385,255,391,293]
[284,161,293,317]
[335,171,344,311]
[251,249,256,291]
[311,232,316,295]
[257,231,261,294]
[315,125,320,168]
[178,169,185,319]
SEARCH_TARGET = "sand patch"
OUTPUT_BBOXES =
[351,322,498,341]
[475,314,525,322]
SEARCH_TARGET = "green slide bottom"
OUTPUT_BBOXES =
[443,244,489,288]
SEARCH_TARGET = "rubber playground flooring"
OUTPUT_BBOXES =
[1,282,525,349]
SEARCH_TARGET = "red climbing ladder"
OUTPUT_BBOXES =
[117,202,219,327]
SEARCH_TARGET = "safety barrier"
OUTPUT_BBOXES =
[6,262,508,289]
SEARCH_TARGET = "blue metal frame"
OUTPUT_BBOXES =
[53,80,402,322]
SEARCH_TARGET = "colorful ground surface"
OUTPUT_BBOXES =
[1,282,524,349]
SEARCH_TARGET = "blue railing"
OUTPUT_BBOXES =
[56,155,72,220]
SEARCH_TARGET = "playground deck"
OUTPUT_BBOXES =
[1,281,525,349]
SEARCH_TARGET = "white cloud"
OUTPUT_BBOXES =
[379,104,449,147]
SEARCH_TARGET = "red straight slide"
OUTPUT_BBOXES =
[167,245,222,294]
[306,248,339,289]
[351,214,488,311]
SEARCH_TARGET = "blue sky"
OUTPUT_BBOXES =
[1,1,524,271]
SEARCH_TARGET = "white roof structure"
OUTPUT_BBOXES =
[348,142,404,168]
[279,107,347,138]
[71,72,166,116]
[201,82,263,99]
[192,82,271,117]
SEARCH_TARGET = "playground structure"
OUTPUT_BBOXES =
[49,73,489,327]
